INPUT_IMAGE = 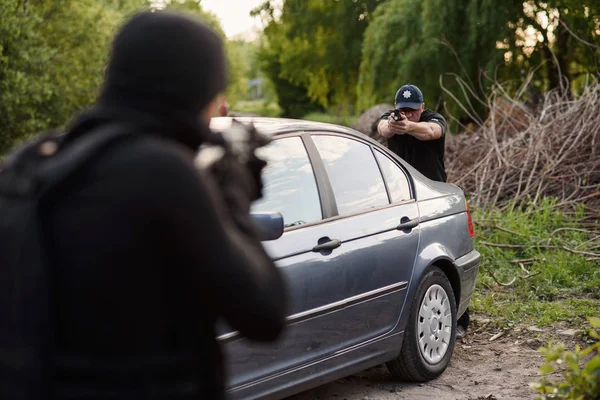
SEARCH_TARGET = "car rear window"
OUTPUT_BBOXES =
[374,149,412,202]
[312,135,389,215]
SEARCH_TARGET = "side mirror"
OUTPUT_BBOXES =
[250,211,284,241]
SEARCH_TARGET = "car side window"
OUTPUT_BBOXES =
[375,150,412,202]
[251,136,322,228]
[312,135,389,215]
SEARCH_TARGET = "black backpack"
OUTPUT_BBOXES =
[0,126,133,399]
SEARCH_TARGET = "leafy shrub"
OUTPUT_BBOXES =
[532,317,600,399]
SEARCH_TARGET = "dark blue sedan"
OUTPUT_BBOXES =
[205,117,481,400]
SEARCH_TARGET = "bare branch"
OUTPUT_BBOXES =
[473,223,530,238]
[510,258,542,265]
[550,227,595,237]
[446,75,600,221]
[485,267,542,287]
[479,241,600,257]
[558,19,600,51]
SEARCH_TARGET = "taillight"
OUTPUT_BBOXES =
[466,202,474,237]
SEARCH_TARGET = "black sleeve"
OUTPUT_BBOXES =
[380,110,393,120]
[141,143,287,342]
[421,109,447,137]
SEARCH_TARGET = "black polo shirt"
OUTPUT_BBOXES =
[380,108,447,182]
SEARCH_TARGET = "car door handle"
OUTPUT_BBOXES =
[397,217,419,231]
[312,239,341,252]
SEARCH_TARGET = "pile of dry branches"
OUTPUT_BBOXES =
[445,76,600,221]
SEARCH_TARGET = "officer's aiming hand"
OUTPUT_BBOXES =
[388,112,409,135]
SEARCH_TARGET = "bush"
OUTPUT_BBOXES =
[0,0,135,155]
[531,317,600,399]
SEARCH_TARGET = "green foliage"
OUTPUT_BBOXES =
[512,1,600,93]
[161,0,248,107]
[357,0,600,123]
[301,112,359,128]
[234,99,282,118]
[254,37,324,119]
[0,0,250,155]
[4,0,599,153]
[531,317,600,399]
[357,0,523,120]
[0,0,146,154]
[252,0,385,118]
[471,198,600,326]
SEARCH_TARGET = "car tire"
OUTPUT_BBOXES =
[386,266,457,382]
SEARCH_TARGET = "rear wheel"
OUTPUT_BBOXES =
[387,266,457,381]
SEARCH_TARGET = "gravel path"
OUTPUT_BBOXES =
[286,322,581,400]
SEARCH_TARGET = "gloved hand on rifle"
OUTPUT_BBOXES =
[197,120,271,234]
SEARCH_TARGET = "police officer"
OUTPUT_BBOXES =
[377,84,448,182]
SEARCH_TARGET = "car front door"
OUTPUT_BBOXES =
[221,133,331,390]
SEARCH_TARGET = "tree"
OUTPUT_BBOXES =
[357,0,524,122]
[357,0,600,124]
[251,1,322,118]
[0,0,147,154]
[160,0,249,107]
[258,41,324,118]
[0,0,248,155]
[510,0,600,94]
[252,0,386,117]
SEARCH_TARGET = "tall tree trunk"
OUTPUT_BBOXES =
[542,20,570,96]
[542,44,561,92]
[554,20,570,96]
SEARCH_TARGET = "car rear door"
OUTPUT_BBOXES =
[305,133,420,343]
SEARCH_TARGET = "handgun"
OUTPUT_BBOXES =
[391,109,403,121]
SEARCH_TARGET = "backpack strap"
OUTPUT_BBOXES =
[36,124,137,197]
[0,125,137,201]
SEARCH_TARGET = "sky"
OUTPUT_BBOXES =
[202,0,266,39]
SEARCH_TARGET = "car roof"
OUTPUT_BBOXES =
[209,116,365,139]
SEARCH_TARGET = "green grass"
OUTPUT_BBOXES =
[232,99,282,117]
[229,101,360,128]
[301,112,359,128]
[473,296,599,326]
[471,198,600,327]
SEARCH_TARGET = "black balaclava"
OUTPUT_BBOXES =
[66,10,228,150]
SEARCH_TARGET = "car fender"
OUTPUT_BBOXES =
[391,242,459,334]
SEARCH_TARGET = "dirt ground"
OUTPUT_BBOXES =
[286,318,584,400]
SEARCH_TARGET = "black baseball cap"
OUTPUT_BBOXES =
[394,84,424,110]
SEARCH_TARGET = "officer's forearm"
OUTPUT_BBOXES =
[377,119,395,138]
[406,121,441,141]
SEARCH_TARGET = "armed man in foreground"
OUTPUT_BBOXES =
[1,10,286,400]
